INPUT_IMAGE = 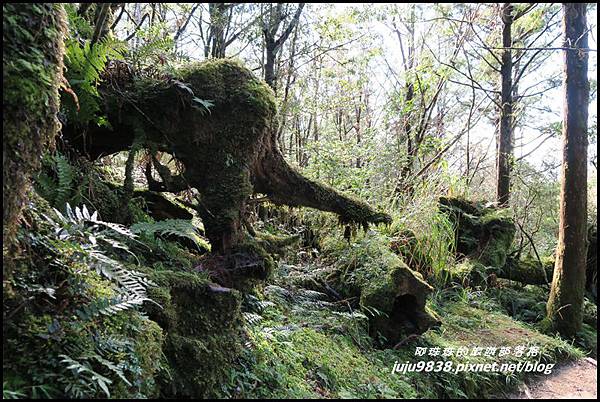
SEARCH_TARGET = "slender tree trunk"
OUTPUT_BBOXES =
[264,40,277,89]
[209,3,229,58]
[546,3,589,337]
[496,3,514,207]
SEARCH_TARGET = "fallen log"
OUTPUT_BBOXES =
[498,255,555,285]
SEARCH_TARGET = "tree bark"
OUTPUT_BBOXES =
[546,3,589,337]
[209,3,230,58]
[3,4,66,275]
[496,3,514,207]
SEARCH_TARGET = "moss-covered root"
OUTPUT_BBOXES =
[3,3,66,257]
[142,270,243,398]
[253,150,391,227]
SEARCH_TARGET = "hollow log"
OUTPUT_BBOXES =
[313,234,440,345]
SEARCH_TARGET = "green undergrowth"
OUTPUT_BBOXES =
[218,256,584,399]
[486,281,597,357]
[5,164,593,399]
[3,193,165,398]
[4,179,243,398]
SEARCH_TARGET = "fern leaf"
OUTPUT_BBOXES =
[131,219,209,250]
[55,155,74,209]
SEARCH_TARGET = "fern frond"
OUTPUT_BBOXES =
[55,155,75,209]
[89,250,154,295]
[77,294,149,321]
[35,171,58,203]
[131,219,209,250]
[58,354,113,398]
[243,312,264,326]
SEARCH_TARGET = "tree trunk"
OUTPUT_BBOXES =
[496,3,514,207]
[209,3,229,58]
[262,3,305,91]
[3,4,66,276]
[546,3,589,337]
[264,40,277,89]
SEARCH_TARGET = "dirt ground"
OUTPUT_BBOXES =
[511,358,597,399]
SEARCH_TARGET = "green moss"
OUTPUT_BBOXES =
[320,231,437,345]
[220,285,420,399]
[132,319,164,396]
[108,314,165,398]
[106,58,277,252]
[3,3,66,267]
[439,197,516,268]
[3,190,165,399]
[486,282,597,357]
[424,297,582,398]
[488,283,549,322]
[446,259,485,284]
[231,235,276,284]
[221,261,584,399]
[254,231,301,257]
[502,254,555,285]
[176,58,277,119]
[139,269,244,397]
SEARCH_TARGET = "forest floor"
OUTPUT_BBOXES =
[511,358,597,399]
[220,253,589,399]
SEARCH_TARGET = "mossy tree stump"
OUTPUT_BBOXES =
[140,269,243,397]
[437,197,596,291]
[439,197,516,269]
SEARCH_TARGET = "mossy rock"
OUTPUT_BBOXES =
[140,269,244,397]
